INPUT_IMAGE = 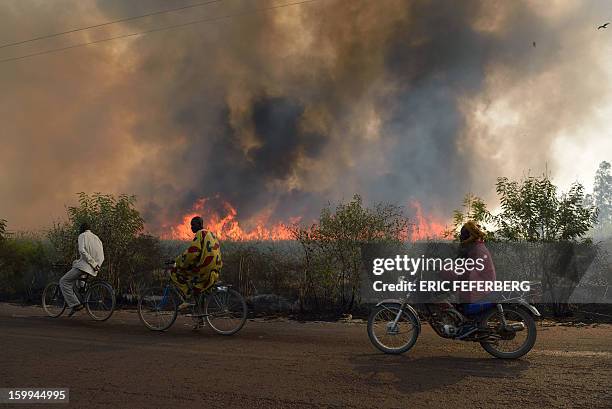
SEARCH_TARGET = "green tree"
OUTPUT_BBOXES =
[47,193,146,291]
[288,223,328,312]
[451,175,599,317]
[446,193,494,241]
[495,175,597,242]
[291,195,408,312]
[495,175,598,317]
[0,232,48,301]
[592,161,612,235]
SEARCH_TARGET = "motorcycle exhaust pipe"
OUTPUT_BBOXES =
[505,322,525,331]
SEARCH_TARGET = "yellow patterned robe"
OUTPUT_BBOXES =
[171,229,222,297]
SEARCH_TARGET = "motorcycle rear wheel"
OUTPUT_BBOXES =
[479,306,536,359]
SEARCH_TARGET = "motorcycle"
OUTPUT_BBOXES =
[367,282,540,359]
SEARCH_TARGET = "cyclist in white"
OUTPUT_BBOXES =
[59,222,104,316]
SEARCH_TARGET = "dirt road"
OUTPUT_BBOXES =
[1,303,611,409]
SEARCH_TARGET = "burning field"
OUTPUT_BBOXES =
[163,197,446,241]
[162,197,296,241]
[2,1,612,238]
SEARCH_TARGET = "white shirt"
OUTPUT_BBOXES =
[72,230,104,276]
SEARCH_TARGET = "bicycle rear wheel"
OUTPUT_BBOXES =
[42,282,66,318]
[203,287,247,335]
[85,282,116,321]
[138,286,179,331]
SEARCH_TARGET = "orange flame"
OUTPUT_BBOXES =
[164,198,447,242]
[405,200,447,241]
[163,198,296,241]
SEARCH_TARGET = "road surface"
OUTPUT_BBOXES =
[1,303,611,408]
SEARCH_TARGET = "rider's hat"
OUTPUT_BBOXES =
[459,220,485,245]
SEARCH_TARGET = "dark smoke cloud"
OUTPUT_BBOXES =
[1,0,611,233]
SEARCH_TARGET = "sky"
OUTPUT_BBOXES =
[1,0,611,235]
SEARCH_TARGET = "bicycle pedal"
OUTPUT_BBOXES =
[178,302,194,310]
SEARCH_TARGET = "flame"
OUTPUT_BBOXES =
[164,198,447,242]
[405,200,447,241]
[163,198,296,241]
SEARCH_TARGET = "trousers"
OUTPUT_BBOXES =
[59,267,86,307]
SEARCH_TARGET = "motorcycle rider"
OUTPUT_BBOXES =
[436,221,496,336]
[456,221,496,301]
[452,221,496,337]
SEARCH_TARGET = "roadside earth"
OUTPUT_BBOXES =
[1,303,611,408]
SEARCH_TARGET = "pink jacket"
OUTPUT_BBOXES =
[442,240,496,303]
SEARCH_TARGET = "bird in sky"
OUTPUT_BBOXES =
[598,22,609,29]
[532,41,536,47]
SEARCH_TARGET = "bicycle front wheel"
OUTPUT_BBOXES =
[138,286,179,331]
[85,282,116,321]
[42,282,66,318]
[203,287,247,335]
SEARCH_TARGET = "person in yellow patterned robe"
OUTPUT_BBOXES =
[171,216,222,309]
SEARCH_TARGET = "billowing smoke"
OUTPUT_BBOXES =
[1,0,611,234]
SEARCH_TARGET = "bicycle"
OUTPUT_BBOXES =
[41,265,116,321]
[137,261,247,335]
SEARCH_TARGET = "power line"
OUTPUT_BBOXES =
[0,0,224,49]
[0,0,325,64]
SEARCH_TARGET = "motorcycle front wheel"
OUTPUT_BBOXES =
[367,303,420,354]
